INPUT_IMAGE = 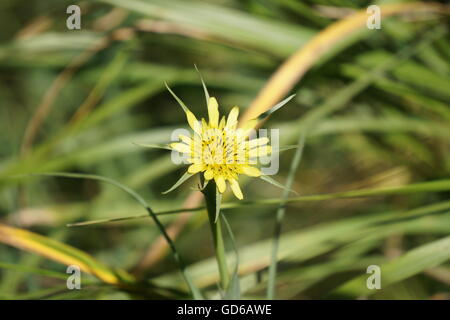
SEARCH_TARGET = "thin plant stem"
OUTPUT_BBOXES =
[66,180,450,227]
[203,181,230,290]
[267,133,305,300]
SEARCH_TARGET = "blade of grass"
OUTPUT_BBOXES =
[98,0,315,56]
[267,133,305,299]
[25,172,203,299]
[240,2,449,123]
[265,26,448,298]
[64,179,450,226]
[222,214,241,300]
[0,262,71,281]
[155,201,450,289]
[332,236,450,298]
[0,223,130,285]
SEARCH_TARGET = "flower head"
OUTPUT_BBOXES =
[140,79,296,201]
[170,96,270,200]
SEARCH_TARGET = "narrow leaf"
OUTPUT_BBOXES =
[195,64,210,105]
[165,82,190,114]
[162,172,194,194]
[0,223,130,285]
[276,145,301,153]
[133,142,171,151]
[257,94,296,121]
[222,215,241,300]
[333,236,450,298]
[215,189,222,223]
[23,172,203,299]
[0,262,71,281]
[260,175,298,195]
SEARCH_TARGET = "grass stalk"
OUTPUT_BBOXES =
[267,133,305,299]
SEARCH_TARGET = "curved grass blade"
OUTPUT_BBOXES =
[98,0,315,56]
[27,172,203,300]
[155,202,450,289]
[0,262,73,281]
[0,223,130,285]
[240,2,449,122]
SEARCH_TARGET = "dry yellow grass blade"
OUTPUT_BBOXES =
[0,223,132,285]
[240,2,449,123]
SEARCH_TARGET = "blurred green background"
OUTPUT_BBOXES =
[0,0,449,299]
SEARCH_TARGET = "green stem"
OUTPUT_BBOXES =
[204,181,230,290]
[267,133,305,300]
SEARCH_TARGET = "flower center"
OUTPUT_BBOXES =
[196,128,248,177]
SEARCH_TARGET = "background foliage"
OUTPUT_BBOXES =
[0,0,449,299]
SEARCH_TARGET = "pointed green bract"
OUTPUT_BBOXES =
[195,64,210,106]
[165,82,191,114]
[276,145,301,153]
[257,94,296,121]
[133,142,171,150]
[215,189,222,223]
[162,172,194,194]
[260,175,298,195]
[202,178,209,190]
[222,215,241,300]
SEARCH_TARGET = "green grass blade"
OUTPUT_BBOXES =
[267,132,305,299]
[333,236,450,298]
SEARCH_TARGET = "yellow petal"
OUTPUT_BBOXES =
[190,136,203,155]
[170,142,191,153]
[226,106,239,129]
[248,137,269,148]
[188,163,203,174]
[207,97,219,128]
[215,175,226,193]
[204,170,214,180]
[229,179,243,200]
[242,166,261,177]
[178,134,192,145]
[187,111,201,135]
[249,145,271,157]
[219,116,226,129]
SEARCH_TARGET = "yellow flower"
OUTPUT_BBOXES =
[170,96,271,200]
